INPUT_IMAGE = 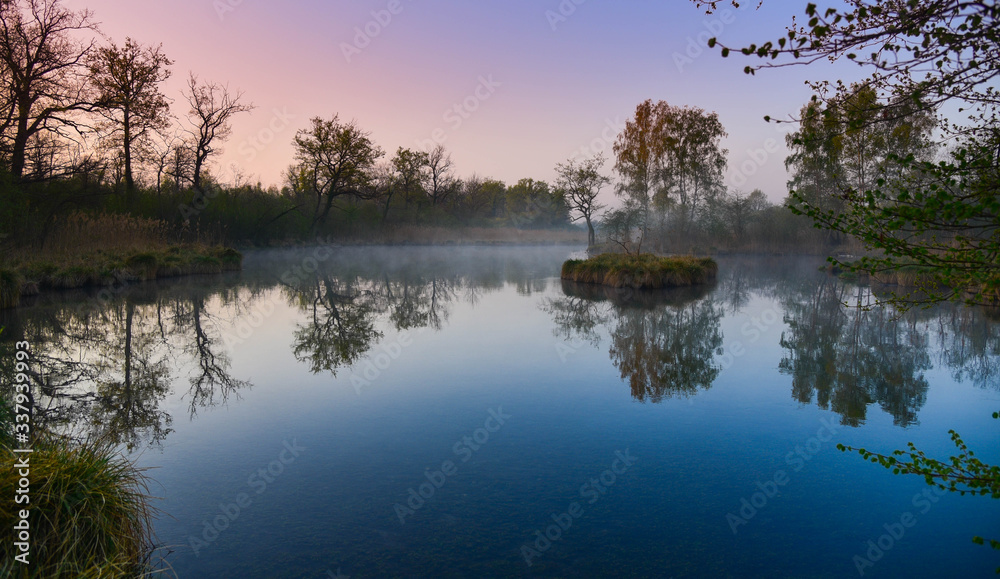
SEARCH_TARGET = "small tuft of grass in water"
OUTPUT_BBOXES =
[213,247,243,271]
[0,434,161,577]
[189,254,222,274]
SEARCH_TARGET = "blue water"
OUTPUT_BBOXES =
[9,246,1000,577]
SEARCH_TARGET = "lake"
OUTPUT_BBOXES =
[6,245,999,577]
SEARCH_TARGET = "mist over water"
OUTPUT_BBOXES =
[4,246,999,577]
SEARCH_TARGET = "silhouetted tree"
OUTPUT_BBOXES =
[0,0,98,180]
[390,146,427,216]
[183,73,253,192]
[89,37,172,205]
[423,144,455,207]
[291,114,383,233]
[555,153,609,247]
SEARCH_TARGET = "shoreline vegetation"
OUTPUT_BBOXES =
[1,213,243,309]
[561,253,718,289]
[306,225,587,247]
[822,262,938,287]
[0,244,243,310]
[0,433,157,578]
[821,262,1000,304]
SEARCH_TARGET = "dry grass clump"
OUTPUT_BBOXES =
[869,266,937,288]
[561,253,717,288]
[0,434,159,577]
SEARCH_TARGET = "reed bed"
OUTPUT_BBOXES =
[41,213,171,256]
[0,269,22,309]
[869,266,937,287]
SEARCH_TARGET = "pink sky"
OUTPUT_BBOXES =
[69,0,861,206]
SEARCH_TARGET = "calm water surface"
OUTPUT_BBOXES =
[6,246,1000,577]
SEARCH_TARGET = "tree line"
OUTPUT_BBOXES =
[4,0,993,273]
[0,0,835,251]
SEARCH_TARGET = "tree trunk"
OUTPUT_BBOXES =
[123,111,135,207]
[193,149,205,192]
[382,187,394,223]
[10,104,30,180]
[312,189,336,235]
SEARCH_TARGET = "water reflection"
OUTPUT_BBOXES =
[5,250,1000,451]
[548,281,723,402]
[2,285,250,449]
[777,278,931,426]
[548,258,1000,421]
[934,306,1000,390]
[183,293,251,416]
[291,275,383,375]
[92,299,173,448]
[0,248,566,447]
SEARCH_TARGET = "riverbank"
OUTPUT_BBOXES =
[0,244,242,309]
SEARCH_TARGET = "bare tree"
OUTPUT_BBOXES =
[89,37,172,204]
[423,144,455,206]
[142,131,186,195]
[183,73,253,192]
[0,0,99,180]
[555,153,609,247]
[369,160,395,224]
[166,138,195,193]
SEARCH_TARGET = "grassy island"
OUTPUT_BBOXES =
[561,253,717,289]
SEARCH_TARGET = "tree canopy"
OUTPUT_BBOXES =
[697,0,1000,308]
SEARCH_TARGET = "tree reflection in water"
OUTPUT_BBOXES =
[547,281,723,402]
[778,279,931,426]
[6,252,1000,451]
[0,283,251,449]
[548,258,1000,424]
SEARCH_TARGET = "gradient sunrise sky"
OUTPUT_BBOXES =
[68,0,861,205]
